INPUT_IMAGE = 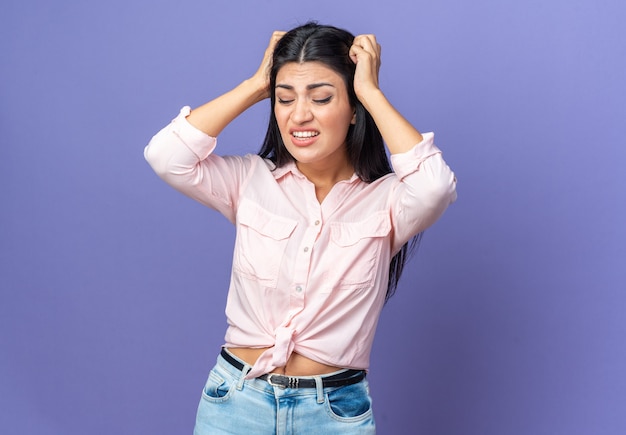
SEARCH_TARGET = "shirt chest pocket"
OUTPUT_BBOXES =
[233,200,298,288]
[324,211,392,291]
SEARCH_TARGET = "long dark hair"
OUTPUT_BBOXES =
[258,22,421,302]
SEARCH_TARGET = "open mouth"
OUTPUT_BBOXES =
[292,131,320,139]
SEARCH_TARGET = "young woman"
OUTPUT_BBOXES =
[145,22,456,435]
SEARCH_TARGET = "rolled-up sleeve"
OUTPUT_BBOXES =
[389,132,457,252]
[144,107,249,222]
[144,106,217,170]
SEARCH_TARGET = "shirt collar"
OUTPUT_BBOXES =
[269,160,361,184]
[269,160,297,180]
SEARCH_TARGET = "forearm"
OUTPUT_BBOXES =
[358,88,423,155]
[186,77,267,137]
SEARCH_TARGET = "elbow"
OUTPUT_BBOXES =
[417,174,458,230]
[143,131,180,179]
[143,142,166,176]
[441,171,458,205]
[413,152,458,207]
[425,170,457,209]
[417,183,456,230]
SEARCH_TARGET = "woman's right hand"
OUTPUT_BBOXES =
[185,30,286,137]
[251,31,286,100]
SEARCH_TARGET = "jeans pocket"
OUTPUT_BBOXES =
[201,368,234,403]
[325,381,373,422]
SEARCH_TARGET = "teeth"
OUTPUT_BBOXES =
[292,131,319,138]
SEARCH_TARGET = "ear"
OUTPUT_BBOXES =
[350,110,357,125]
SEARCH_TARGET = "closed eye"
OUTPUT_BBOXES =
[313,96,332,104]
[277,98,294,105]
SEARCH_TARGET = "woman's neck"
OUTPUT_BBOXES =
[296,159,354,203]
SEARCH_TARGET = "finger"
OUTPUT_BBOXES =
[349,43,368,64]
[354,34,379,53]
[271,30,286,41]
[351,42,381,70]
[353,38,381,67]
[265,31,286,54]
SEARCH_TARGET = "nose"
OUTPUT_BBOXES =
[290,100,313,124]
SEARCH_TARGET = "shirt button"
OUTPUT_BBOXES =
[314,220,320,226]
[303,247,309,252]
[295,286,303,293]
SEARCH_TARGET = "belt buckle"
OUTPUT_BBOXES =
[266,373,298,389]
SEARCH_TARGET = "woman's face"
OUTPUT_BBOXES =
[274,61,355,173]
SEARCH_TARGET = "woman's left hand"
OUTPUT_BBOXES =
[348,33,424,154]
[349,34,382,99]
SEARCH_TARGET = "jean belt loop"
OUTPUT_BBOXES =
[237,364,251,390]
[314,376,324,404]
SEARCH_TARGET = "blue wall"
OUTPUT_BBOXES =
[1,0,624,434]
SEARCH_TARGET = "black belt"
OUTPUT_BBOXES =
[220,348,366,389]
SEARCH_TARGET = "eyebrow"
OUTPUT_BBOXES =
[275,82,335,90]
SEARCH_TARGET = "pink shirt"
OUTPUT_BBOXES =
[145,106,457,378]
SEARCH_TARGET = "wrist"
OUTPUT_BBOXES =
[241,77,269,104]
[357,87,385,113]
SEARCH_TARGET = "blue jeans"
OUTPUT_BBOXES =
[193,350,376,434]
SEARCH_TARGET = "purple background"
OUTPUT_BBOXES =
[2,0,625,434]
